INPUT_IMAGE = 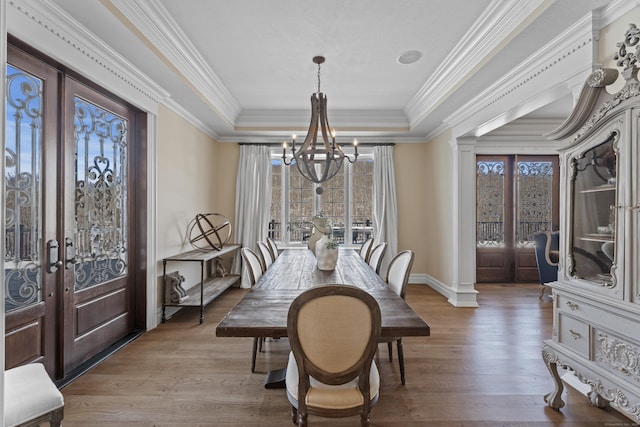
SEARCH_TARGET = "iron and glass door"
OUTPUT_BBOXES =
[476,155,559,283]
[5,44,145,380]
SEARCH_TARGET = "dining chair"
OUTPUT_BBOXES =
[359,238,374,263]
[380,250,414,385]
[4,362,64,427]
[367,242,387,275]
[266,236,279,260]
[241,247,266,372]
[285,285,381,427]
[257,241,274,272]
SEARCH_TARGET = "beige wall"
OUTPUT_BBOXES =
[156,104,224,304]
[422,130,454,287]
[394,144,428,275]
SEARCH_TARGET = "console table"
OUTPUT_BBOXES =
[162,244,240,324]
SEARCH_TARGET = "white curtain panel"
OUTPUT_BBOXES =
[373,145,398,278]
[233,145,272,288]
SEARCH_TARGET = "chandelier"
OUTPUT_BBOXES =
[282,56,358,183]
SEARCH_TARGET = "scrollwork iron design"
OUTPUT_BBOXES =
[73,97,128,290]
[4,65,43,312]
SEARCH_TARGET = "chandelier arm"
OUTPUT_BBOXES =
[318,93,334,152]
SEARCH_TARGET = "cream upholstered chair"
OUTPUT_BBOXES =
[257,241,274,272]
[4,363,64,427]
[241,247,266,372]
[266,236,279,260]
[380,250,414,385]
[367,242,387,275]
[286,285,381,427]
[359,238,374,263]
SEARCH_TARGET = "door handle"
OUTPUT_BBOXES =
[46,239,63,273]
[65,237,81,269]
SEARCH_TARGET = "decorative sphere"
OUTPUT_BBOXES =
[316,186,324,195]
[188,213,231,251]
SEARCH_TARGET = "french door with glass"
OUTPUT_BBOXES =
[476,155,559,283]
[5,44,145,380]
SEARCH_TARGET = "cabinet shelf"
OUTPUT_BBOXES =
[579,184,616,193]
[579,233,614,243]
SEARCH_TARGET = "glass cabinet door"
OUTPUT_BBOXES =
[570,132,618,285]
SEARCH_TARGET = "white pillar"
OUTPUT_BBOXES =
[449,137,479,307]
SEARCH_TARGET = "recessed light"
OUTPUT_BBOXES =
[397,50,423,65]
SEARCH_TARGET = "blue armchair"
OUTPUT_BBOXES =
[533,230,559,299]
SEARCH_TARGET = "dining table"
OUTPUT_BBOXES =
[215,248,431,386]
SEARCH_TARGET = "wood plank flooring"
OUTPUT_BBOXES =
[59,283,635,426]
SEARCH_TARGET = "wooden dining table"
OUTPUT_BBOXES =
[216,248,430,340]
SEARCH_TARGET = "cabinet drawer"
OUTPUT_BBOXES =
[558,314,590,358]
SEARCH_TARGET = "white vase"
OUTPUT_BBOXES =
[308,218,328,256]
[316,235,338,270]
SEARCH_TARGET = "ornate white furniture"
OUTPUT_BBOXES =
[542,24,640,422]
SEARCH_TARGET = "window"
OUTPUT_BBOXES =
[269,149,373,247]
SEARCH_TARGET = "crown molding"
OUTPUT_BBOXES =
[234,109,409,131]
[109,0,241,127]
[444,11,600,134]
[7,0,169,112]
[404,0,553,129]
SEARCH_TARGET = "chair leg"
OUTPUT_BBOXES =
[51,407,64,427]
[251,337,258,372]
[397,338,405,386]
[539,285,546,299]
[290,406,297,424]
[387,341,393,362]
[360,412,371,426]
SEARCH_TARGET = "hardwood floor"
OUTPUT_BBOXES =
[59,283,635,426]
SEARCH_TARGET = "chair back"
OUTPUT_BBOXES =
[266,237,279,260]
[241,247,264,286]
[359,238,374,262]
[367,242,387,275]
[533,231,559,284]
[287,284,381,388]
[386,250,414,299]
[257,241,274,272]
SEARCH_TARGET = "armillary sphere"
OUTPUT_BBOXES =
[188,213,231,251]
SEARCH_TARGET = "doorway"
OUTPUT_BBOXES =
[476,155,559,283]
[4,43,147,380]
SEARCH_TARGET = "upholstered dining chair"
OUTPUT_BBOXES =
[367,242,387,275]
[359,238,374,263]
[379,250,414,385]
[533,230,559,299]
[266,236,279,260]
[241,247,266,372]
[285,285,381,427]
[257,241,274,272]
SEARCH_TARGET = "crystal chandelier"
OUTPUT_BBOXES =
[282,56,358,183]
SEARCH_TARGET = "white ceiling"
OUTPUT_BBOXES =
[48,0,614,143]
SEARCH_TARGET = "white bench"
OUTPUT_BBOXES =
[4,363,64,427]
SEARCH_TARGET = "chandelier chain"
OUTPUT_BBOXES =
[317,62,321,94]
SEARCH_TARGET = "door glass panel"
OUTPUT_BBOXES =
[74,97,128,290]
[477,161,505,247]
[516,161,554,247]
[570,134,617,284]
[4,65,43,313]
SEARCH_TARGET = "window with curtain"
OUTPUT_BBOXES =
[269,149,373,247]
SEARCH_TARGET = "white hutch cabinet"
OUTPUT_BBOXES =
[543,24,640,422]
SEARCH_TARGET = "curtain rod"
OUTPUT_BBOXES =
[237,142,396,147]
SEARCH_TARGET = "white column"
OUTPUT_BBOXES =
[449,137,479,307]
